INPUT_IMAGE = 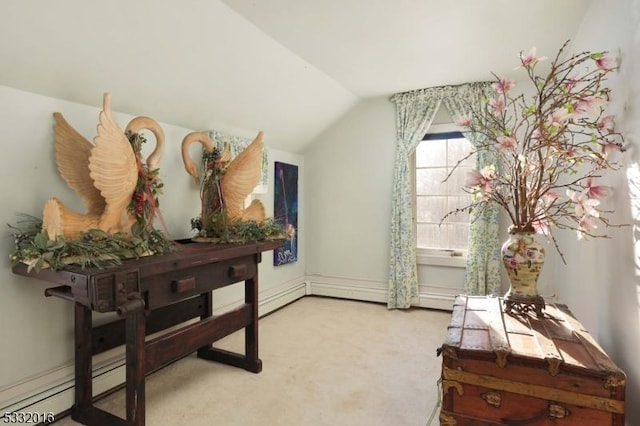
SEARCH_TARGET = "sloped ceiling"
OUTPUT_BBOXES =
[222,0,593,98]
[0,0,591,152]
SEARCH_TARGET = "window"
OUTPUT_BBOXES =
[413,131,475,256]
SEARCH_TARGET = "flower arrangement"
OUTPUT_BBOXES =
[451,40,625,262]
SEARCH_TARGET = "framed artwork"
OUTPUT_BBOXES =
[274,162,298,266]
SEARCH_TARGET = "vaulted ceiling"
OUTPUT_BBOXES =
[0,0,591,152]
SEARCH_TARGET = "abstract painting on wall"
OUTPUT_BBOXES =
[274,161,298,266]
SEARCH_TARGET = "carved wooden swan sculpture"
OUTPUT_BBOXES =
[181,132,229,185]
[43,93,165,240]
[181,131,266,224]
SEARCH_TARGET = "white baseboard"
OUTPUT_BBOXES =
[415,291,457,311]
[306,274,457,310]
[0,274,455,420]
[306,274,388,303]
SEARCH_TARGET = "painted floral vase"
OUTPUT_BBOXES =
[501,230,546,316]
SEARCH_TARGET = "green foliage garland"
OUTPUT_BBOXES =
[8,132,176,272]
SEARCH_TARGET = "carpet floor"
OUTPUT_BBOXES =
[53,296,451,426]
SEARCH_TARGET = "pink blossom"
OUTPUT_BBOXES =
[573,96,606,118]
[466,165,496,194]
[518,47,548,68]
[568,189,600,217]
[585,177,610,199]
[549,107,572,126]
[578,215,598,240]
[562,146,580,158]
[595,54,616,70]
[598,115,615,134]
[490,97,506,113]
[541,192,559,205]
[563,75,579,91]
[533,219,550,235]
[456,115,472,127]
[531,128,542,139]
[492,78,515,94]
[601,140,622,158]
[496,136,517,150]
[465,169,484,187]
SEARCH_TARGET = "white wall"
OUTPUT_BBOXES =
[303,96,469,307]
[0,86,305,413]
[303,4,640,420]
[304,96,394,281]
[549,0,640,423]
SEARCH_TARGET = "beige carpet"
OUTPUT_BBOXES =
[53,296,451,426]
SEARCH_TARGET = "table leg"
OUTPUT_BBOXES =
[244,276,262,373]
[196,276,262,373]
[73,303,93,413]
[71,303,130,426]
[123,298,146,426]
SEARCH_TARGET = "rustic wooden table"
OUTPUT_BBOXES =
[13,239,283,426]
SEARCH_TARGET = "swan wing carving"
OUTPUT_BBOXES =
[89,94,139,232]
[221,131,265,222]
[53,112,106,216]
[43,93,164,240]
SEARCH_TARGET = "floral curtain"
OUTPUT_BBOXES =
[388,90,441,309]
[388,83,501,309]
[206,129,269,187]
[442,82,502,295]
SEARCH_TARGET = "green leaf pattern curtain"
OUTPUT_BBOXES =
[388,91,442,308]
[388,83,501,309]
[441,82,501,296]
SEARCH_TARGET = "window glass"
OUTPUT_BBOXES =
[414,135,474,253]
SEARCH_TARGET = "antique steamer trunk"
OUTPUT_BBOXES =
[439,295,625,425]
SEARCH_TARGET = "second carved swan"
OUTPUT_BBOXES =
[181,131,266,236]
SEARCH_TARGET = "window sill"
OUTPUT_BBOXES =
[417,253,467,268]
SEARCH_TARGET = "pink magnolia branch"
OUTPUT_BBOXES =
[445,40,627,259]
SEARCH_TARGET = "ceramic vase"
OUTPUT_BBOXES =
[501,230,546,317]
